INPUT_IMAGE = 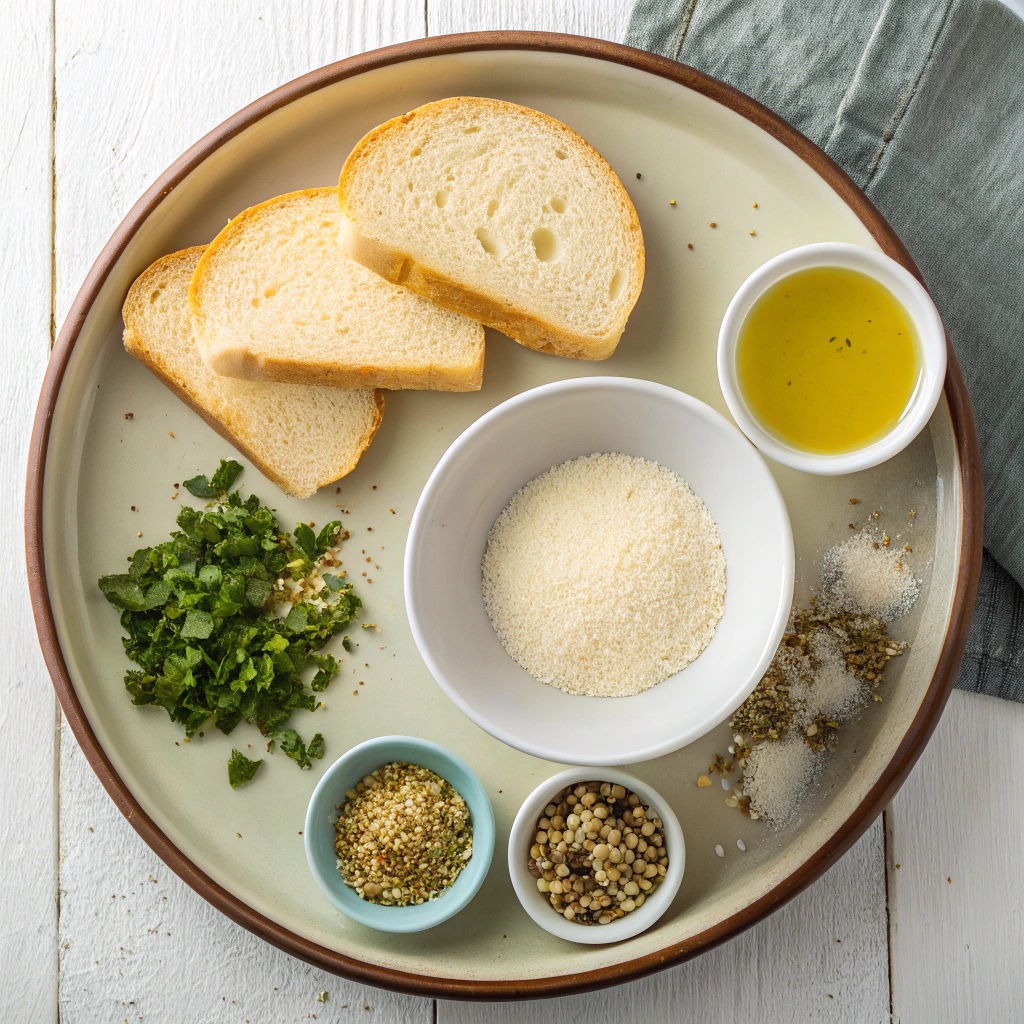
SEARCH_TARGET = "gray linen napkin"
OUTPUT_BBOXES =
[627,0,1024,700]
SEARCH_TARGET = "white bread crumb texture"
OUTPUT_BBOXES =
[191,188,483,378]
[482,453,726,697]
[342,99,644,342]
[124,246,381,498]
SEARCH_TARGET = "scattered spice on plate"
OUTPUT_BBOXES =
[709,523,918,829]
[820,532,921,620]
[741,736,821,828]
[529,781,668,925]
[335,762,473,905]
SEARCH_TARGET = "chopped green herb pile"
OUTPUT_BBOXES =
[98,461,358,787]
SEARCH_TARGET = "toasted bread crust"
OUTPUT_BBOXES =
[124,246,385,498]
[203,333,483,392]
[337,97,645,360]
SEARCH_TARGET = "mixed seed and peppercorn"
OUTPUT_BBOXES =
[529,781,668,925]
[334,762,473,905]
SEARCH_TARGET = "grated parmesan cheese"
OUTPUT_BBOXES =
[481,453,727,697]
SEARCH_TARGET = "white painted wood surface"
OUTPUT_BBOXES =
[0,1,58,1021]
[888,690,1024,1021]
[1,0,1018,1020]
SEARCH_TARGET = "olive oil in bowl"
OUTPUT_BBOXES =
[736,267,920,455]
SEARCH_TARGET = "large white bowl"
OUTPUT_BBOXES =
[404,377,794,766]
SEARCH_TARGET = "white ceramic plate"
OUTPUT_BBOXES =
[28,36,980,997]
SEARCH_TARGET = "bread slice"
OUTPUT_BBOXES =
[189,188,484,391]
[337,97,645,361]
[123,246,384,499]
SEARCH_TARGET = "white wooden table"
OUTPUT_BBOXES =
[4,2,1023,1020]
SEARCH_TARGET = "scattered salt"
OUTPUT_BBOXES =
[742,737,822,829]
[820,532,920,620]
[788,630,869,726]
[721,778,732,791]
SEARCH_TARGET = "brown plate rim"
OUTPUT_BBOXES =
[25,31,983,1001]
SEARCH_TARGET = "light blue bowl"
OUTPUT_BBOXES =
[304,735,495,933]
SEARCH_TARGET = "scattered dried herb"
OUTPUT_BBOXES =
[716,599,908,823]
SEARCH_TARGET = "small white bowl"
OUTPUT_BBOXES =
[508,768,685,944]
[717,242,946,474]
[404,377,794,766]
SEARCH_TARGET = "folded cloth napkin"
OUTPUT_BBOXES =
[627,0,1024,700]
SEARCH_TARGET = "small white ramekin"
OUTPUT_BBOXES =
[508,768,685,945]
[717,242,946,475]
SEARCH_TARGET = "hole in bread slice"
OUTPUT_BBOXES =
[476,226,506,259]
[531,227,563,264]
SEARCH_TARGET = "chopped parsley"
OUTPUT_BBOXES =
[228,749,263,788]
[98,461,359,787]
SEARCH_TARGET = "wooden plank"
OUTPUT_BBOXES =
[427,0,633,41]
[440,819,890,1024]
[889,690,1024,1021]
[53,3,432,1019]
[0,0,58,1020]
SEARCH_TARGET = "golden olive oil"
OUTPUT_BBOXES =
[736,266,919,454]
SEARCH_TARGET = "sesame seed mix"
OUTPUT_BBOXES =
[334,762,473,905]
[529,781,668,925]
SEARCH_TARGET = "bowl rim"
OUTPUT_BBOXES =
[24,32,982,1000]
[304,735,495,933]
[717,242,947,475]
[404,374,796,766]
[507,768,686,944]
